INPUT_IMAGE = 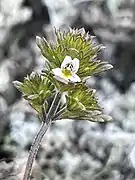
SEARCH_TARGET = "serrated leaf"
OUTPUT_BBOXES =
[66,85,100,111]
[59,110,112,123]
[53,83,113,122]
[55,84,109,122]
[13,72,56,114]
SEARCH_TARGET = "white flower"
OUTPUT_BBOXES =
[52,56,81,84]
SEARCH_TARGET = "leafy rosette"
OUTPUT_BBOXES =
[37,28,113,86]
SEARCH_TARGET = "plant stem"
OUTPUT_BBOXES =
[52,106,66,121]
[46,92,61,122]
[23,92,61,180]
[23,120,51,180]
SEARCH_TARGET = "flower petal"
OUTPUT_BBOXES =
[61,56,72,69]
[72,58,80,73]
[52,68,70,84]
[69,74,81,83]
[54,75,69,84]
[52,68,61,76]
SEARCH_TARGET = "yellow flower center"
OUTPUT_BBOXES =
[62,68,72,79]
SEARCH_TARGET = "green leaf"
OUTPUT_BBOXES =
[61,110,112,122]
[67,84,100,111]
[55,84,112,122]
[13,72,55,114]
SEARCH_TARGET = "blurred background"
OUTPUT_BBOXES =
[0,0,135,179]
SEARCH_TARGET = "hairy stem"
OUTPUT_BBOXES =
[23,121,52,180]
[23,92,61,180]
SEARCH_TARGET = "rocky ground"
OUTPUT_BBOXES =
[1,0,135,180]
